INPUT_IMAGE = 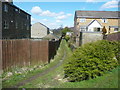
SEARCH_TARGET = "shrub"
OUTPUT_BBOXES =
[65,35,70,42]
[109,41,120,62]
[64,40,118,82]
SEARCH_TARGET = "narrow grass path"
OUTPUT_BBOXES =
[12,51,66,88]
[11,39,72,88]
[18,40,72,88]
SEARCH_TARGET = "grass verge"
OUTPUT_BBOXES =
[55,66,119,88]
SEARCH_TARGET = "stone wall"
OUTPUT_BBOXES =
[105,32,120,41]
[79,31,103,45]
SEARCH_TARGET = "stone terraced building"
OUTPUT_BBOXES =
[0,0,31,39]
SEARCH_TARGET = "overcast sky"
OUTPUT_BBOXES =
[14,0,119,29]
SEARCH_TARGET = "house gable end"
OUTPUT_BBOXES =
[87,20,102,32]
[88,20,102,28]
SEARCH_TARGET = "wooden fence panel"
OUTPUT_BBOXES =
[0,40,2,72]
[2,39,61,71]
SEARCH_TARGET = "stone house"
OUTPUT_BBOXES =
[74,10,119,46]
[31,22,49,39]
[0,0,31,39]
[74,11,119,35]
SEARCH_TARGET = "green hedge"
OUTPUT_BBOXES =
[64,40,119,82]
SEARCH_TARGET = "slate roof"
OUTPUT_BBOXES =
[33,22,49,29]
[43,34,59,40]
[75,11,119,19]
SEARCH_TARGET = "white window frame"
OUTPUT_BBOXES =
[101,19,108,23]
[80,18,86,23]
[4,20,9,29]
[4,4,8,12]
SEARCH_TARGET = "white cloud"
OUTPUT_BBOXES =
[31,6,42,15]
[66,14,73,16]
[55,14,72,20]
[42,19,48,22]
[56,20,62,23]
[55,15,66,20]
[40,11,64,17]
[86,0,96,2]
[31,6,64,17]
[100,0,119,10]
[31,6,73,29]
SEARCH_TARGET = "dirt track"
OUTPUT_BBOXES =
[11,51,66,88]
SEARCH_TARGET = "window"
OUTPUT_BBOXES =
[4,20,9,29]
[4,4,8,12]
[80,27,86,31]
[27,24,29,30]
[15,8,18,12]
[80,18,86,22]
[101,19,107,23]
[15,22,18,29]
[19,9,20,13]
[94,27,101,32]
[27,15,29,20]
[114,28,118,32]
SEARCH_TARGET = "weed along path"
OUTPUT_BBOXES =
[12,52,66,88]
[11,40,71,88]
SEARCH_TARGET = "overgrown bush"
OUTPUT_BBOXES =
[109,41,120,62]
[64,40,118,82]
[65,35,70,42]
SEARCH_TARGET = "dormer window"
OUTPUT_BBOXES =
[101,19,108,23]
[80,18,86,23]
